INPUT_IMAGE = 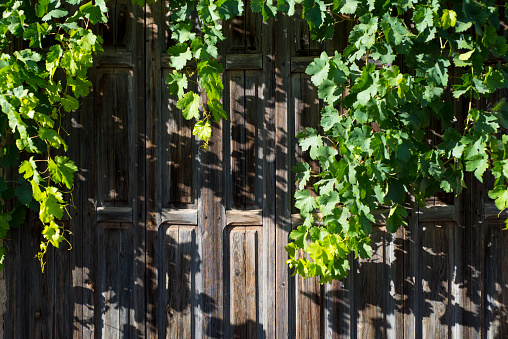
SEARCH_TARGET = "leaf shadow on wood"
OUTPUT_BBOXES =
[295,220,507,338]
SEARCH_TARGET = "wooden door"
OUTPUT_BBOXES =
[144,1,278,337]
[3,1,508,339]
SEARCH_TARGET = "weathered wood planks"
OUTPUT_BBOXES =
[2,2,508,339]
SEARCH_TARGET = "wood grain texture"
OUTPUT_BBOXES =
[164,226,195,339]
[419,222,452,339]
[4,2,508,338]
[275,9,292,339]
[96,206,133,223]
[226,209,263,226]
[95,69,133,208]
[226,54,263,70]
[161,68,196,206]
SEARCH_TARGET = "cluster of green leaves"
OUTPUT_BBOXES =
[284,0,508,283]
[167,0,508,283]
[0,0,107,271]
[165,0,244,146]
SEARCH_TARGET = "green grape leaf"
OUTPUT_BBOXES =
[167,43,192,70]
[386,205,408,233]
[317,191,340,216]
[295,190,316,215]
[67,76,91,98]
[42,221,64,248]
[177,92,201,120]
[340,0,359,15]
[0,214,11,239]
[251,0,277,21]
[166,71,188,98]
[318,80,341,105]
[293,162,311,190]
[289,224,310,249]
[297,128,323,156]
[306,52,330,87]
[484,67,504,92]
[61,95,79,112]
[39,187,65,223]
[208,99,228,123]
[358,241,372,259]
[465,155,489,182]
[441,9,457,29]
[277,0,296,16]
[488,185,508,212]
[48,156,78,189]
[39,127,66,150]
[192,119,212,143]
[42,9,68,21]
[170,22,197,43]
[303,0,326,27]
[320,107,342,131]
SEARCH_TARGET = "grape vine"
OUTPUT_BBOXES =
[166,0,508,283]
[1,0,507,284]
[0,0,107,271]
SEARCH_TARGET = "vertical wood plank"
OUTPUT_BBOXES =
[393,226,406,339]
[112,71,132,206]
[356,230,387,339]
[275,9,292,339]
[297,272,322,339]
[324,277,352,339]
[199,74,225,338]
[96,69,133,207]
[161,69,195,206]
[69,104,85,339]
[231,228,247,337]
[245,0,261,53]
[145,0,161,337]
[97,71,119,206]
[244,72,263,208]
[166,226,181,338]
[419,222,451,339]
[230,72,247,208]
[225,3,246,52]
[484,222,508,339]
[245,229,258,339]
[164,226,195,339]
[53,229,73,338]
[130,1,146,336]
[403,202,420,339]
[99,226,120,339]
[179,228,194,339]
[81,72,97,339]
[119,225,136,337]
[292,5,310,57]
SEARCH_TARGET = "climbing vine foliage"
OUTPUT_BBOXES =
[285,0,508,283]
[0,0,107,271]
[167,0,508,283]
[1,0,507,283]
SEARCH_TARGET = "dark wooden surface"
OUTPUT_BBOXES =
[3,2,508,338]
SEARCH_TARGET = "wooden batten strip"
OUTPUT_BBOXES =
[161,208,198,226]
[290,57,316,73]
[225,54,263,70]
[95,51,133,67]
[484,202,508,219]
[417,205,456,221]
[96,206,133,223]
[226,209,263,226]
